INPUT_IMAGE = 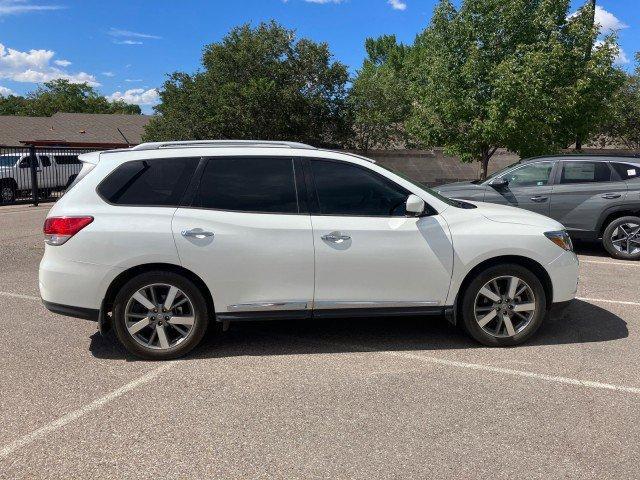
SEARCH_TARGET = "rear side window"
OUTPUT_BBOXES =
[611,162,640,181]
[54,155,80,165]
[560,162,611,184]
[40,156,51,167]
[98,158,199,206]
[310,159,409,216]
[193,157,298,213]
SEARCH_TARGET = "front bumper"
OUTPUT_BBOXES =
[546,250,580,303]
[42,300,99,321]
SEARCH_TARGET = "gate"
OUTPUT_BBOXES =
[0,145,105,206]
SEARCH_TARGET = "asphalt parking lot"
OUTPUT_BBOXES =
[1,203,639,479]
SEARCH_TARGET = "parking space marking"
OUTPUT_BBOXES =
[0,362,175,461]
[579,259,640,267]
[0,291,40,301]
[577,297,640,307]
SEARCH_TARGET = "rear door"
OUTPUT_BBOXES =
[172,156,314,317]
[549,161,627,233]
[483,161,555,216]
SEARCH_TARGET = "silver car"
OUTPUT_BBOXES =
[435,155,640,260]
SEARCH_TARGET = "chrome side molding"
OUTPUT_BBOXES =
[227,301,308,312]
[313,300,439,309]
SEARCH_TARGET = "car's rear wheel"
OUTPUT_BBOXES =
[461,264,547,347]
[112,271,209,360]
[1,182,16,204]
[602,216,640,260]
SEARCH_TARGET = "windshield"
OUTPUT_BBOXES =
[480,161,521,183]
[0,156,20,167]
[376,162,461,207]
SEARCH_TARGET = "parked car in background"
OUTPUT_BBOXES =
[435,155,640,260]
[40,140,578,359]
[0,152,82,203]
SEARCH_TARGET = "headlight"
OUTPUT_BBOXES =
[544,230,573,251]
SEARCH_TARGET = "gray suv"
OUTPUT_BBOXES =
[435,155,640,260]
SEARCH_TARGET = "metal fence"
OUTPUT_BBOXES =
[0,145,104,206]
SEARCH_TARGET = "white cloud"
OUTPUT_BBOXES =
[108,88,159,106]
[594,5,628,34]
[388,0,406,10]
[124,78,142,83]
[0,85,15,96]
[0,43,100,86]
[102,71,115,77]
[594,40,630,65]
[0,0,63,16]
[54,59,71,67]
[108,28,161,46]
[569,6,628,35]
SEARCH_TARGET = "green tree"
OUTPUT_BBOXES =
[406,0,624,179]
[0,79,140,116]
[596,52,640,149]
[144,21,350,147]
[348,35,411,150]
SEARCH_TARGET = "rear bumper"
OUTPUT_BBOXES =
[42,300,99,321]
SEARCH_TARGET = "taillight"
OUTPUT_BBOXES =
[43,216,94,246]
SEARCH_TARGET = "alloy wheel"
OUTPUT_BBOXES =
[124,283,196,350]
[1,186,13,203]
[474,275,536,338]
[611,222,640,256]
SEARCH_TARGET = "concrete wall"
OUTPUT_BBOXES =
[350,148,518,186]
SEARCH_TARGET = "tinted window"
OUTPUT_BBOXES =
[503,162,553,187]
[560,162,611,184]
[611,162,640,181]
[98,158,198,206]
[18,157,32,168]
[0,156,20,167]
[194,157,298,213]
[40,156,51,167]
[310,160,409,216]
[54,155,80,165]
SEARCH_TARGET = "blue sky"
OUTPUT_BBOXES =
[0,0,638,113]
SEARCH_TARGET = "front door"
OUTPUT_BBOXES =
[172,156,315,316]
[550,161,628,233]
[305,158,454,311]
[484,161,555,217]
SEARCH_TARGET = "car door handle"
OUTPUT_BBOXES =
[601,193,621,199]
[530,196,548,203]
[321,232,351,243]
[181,229,214,238]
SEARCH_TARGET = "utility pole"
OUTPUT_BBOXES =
[576,0,597,151]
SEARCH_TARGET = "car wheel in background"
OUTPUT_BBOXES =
[603,216,640,260]
[1,182,16,204]
[460,264,547,347]
[112,271,210,360]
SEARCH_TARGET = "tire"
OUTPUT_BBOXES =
[40,188,52,199]
[1,181,16,204]
[460,264,547,347]
[602,216,640,260]
[112,271,210,360]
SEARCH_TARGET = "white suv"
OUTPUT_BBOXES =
[39,141,579,359]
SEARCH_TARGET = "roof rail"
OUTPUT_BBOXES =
[130,140,317,151]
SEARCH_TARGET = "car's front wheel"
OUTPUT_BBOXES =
[460,264,547,347]
[112,271,210,360]
[602,216,640,260]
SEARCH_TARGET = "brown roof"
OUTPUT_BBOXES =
[0,112,152,147]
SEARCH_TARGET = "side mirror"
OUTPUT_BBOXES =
[406,194,426,217]
[488,177,508,188]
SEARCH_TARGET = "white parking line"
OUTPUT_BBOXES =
[0,291,40,301]
[0,362,175,461]
[576,297,640,307]
[580,259,640,267]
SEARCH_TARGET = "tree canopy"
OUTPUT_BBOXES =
[0,79,141,116]
[144,21,350,147]
[403,0,624,178]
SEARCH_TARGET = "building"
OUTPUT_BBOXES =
[0,112,152,148]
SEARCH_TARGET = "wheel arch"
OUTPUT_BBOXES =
[103,263,215,318]
[0,177,18,190]
[597,205,640,237]
[455,255,553,315]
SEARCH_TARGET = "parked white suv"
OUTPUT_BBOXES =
[39,141,579,359]
[0,152,82,203]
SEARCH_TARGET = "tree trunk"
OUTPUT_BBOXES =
[479,146,498,180]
